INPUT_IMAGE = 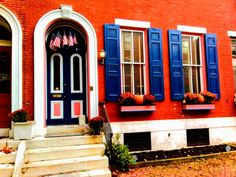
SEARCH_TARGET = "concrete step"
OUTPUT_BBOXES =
[0,139,19,150]
[45,169,111,177]
[0,151,16,163]
[46,125,86,136]
[26,135,103,149]
[21,155,109,177]
[0,164,14,177]
[25,144,105,162]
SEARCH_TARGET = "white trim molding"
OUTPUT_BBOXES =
[111,117,236,150]
[115,19,150,28]
[34,6,98,136]
[177,25,207,34]
[228,31,236,37]
[0,5,22,112]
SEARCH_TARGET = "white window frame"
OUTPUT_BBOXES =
[120,29,146,95]
[50,53,63,93]
[70,53,83,93]
[182,34,204,93]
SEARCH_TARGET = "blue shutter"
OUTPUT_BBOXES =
[168,30,184,100]
[148,28,164,100]
[205,34,220,99]
[104,24,121,101]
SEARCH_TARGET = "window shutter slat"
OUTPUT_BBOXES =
[168,30,184,100]
[205,34,220,99]
[148,28,164,100]
[104,24,121,101]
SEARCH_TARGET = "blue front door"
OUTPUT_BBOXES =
[46,27,87,125]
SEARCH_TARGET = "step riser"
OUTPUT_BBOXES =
[46,125,85,136]
[27,136,103,149]
[25,146,105,162]
[0,167,13,177]
[21,157,108,177]
[0,153,16,164]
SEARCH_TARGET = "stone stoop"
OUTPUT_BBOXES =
[0,140,19,177]
[0,135,111,177]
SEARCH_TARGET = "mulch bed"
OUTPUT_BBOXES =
[131,144,236,162]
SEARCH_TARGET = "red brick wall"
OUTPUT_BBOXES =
[1,0,236,122]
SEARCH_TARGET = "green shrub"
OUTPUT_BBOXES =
[105,143,136,172]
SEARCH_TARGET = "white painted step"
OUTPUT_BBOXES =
[25,144,105,162]
[46,125,86,136]
[26,135,103,149]
[21,155,109,177]
[0,151,16,163]
[45,169,111,177]
[0,139,19,150]
[0,164,14,177]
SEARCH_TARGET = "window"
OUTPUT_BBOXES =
[121,30,145,95]
[182,35,203,93]
[231,38,236,94]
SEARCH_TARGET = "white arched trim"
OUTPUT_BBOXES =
[34,8,98,136]
[0,5,22,112]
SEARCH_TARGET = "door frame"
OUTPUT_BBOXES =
[0,5,22,112]
[34,5,98,136]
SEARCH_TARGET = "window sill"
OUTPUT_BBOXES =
[182,104,215,110]
[120,105,156,112]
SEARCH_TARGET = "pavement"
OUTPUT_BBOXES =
[115,152,236,177]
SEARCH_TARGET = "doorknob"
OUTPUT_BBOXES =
[64,83,67,86]
[64,96,66,98]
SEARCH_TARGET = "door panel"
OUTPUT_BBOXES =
[0,46,11,128]
[47,46,87,125]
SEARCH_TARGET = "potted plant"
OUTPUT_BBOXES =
[119,92,156,112]
[183,91,216,110]
[8,108,35,140]
[88,116,104,135]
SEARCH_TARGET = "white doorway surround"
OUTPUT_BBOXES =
[34,5,98,136]
[0,5,22,136]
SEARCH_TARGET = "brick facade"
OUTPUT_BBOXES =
[1,0,236,127]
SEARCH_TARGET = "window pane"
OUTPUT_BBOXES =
[183,66,191,93]
[231,39,236,58]
[134,64,144,95]
[133,32,143,63]
[122,31,132,62]
[192,66,201,93]
[234,66,236,94]
[191,36,200,65]
[73,56,81,91]
[182,36,190,65]
[53,55,61,91]
[122,64,132,93]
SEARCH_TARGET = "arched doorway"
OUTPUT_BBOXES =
[34,6,98,135]
[46,21,87,125]
[0,16,11,128]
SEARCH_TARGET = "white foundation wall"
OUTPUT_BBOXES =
[111,117,236,151]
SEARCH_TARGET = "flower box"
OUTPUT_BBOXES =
[182,104,215,110]
[120,105,156,112]
[12,121,35,140]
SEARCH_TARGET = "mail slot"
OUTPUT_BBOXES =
[52,93,62,98]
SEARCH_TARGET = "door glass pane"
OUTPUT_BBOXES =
[182,36,190,65]
[191,36,200,65]
[192,66,201,93]
[133,32,143,63]
[122,64,132,93]
[134,64,144,95]
[53,55,61,91]
[183,66,191,93]
[72,56,81,91]
[0,48,11,93]
[122,31,132,62]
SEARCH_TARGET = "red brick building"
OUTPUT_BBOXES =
[0,0,236,150]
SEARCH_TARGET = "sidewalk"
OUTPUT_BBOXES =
[115,153,236,177]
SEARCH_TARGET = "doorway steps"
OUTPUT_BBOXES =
[0,135,111,177]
